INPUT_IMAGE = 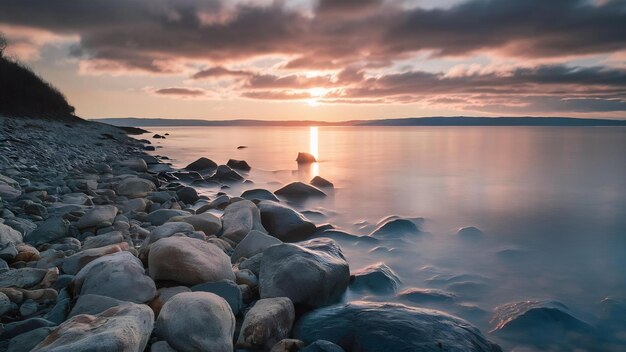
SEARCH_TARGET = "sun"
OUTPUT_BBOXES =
[306,87,327,107]
[307,99,320,107]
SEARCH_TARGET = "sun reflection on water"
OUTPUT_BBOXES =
[310,126,319,177]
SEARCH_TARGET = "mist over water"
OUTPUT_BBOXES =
[148,126,626,350]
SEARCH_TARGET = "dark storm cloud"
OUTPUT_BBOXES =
[0,0,625,72]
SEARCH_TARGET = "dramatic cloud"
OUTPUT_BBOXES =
[153,87,208,98]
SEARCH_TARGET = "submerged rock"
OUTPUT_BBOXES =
[275,182,326,199]
[156,292,235,352]
[457,226,483,236]
[296,152,317,163]
[295,301,501,352]
[227,159,251,171]
[397,288,456,303]
[237,297,296,350]
[350,262,401,294]
[370,216,422,239]
[185,157,217,171]
[258,200,316,242]
[301,340,345,352]
[259,238,350,308]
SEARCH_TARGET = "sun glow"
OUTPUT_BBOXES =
[306,87,327,107]
[309,126,319,176]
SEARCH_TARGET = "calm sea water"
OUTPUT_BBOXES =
[147,126,626,350]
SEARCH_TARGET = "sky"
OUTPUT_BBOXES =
[0,0,625,121]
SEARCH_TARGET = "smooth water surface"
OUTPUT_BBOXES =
[147,126,626,350]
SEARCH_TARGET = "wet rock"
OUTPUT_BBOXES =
[120,158,148,172]
[72,251,156,303]
[31,303,154,352]
[296,152,316,163]
[301,340,345,352]
[350,263,401,294]
[116,177,156,198]
[457,226,483,236]
[220,200,266,246]
[176,186,199,204]
[169,212,222,236]
[295,301,501,352]
[258,201,316,242]
[185,157,217,171]
[237,297,296,350]
[210,165,244,182]
[68,294,126,318]
[370,216,422,239]
[156,292,235,352]
[145,209,190,226]
[82,231,124,250]
[0,318,57,340]
[0,291,11,315]
[121,198,147,213]
[24,217,69,246]
[235,269,258,287]
[0,222,23,246]
[149,286,191,316]
[275,182,326,200]
[62,243,128,275]
[149,236,235,285]
[19,299,39,316]
[76,205,118,229]
[227,159,251,171]
[259,238,350,308]
[191,279,242,315]
[7,326,54,352]
[0,268,58,289]
[270,339,305,352]
[397,288,456,303]
[310,176,334,188]
[241,188,280,202]
[232,230,282,263]
[239,253,263,276]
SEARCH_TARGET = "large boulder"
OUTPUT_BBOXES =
[296,152,316,163]
[31,303,154,352]
[237,297,295,350]
[275,182,326,199]
[231,230,282,263]
[210,165,244,182]
[169,212,222,237]
[156,292,235,352]
[176,186,199,204]
[258,201,316,242]
[116,177,156,198]
[62,243,128,275]
[120,158,148,172]
[68,294,127,318]
[0,223,22,246]
[24,217,69,246]
[350,263,401,294]
[76,205,118,230]
[259,238,350,308]
[148,236,235,285]
[220,200,266,246]
[241,188,280,202]
[71,251,156,303]
[191,280,242,315]
[185,157,217,171]
[295,301,502,352]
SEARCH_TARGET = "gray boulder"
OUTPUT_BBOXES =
[191,279,242,315]
[237,297,295,350]
[116,178,156,198]
[275,182,326,199]
[258,200,316,242]
[68,294,127,318]
[350,262,401,294]
[185,157,217,171]
[220,200,266,246]
[169,212,222,236]
[241,188,280,202]
[0,223,22,246]
[259,238,349,308]
[24,217,69,246]
[62,243,128,275]
[145,209,190,226]
[232,230,282,263]
[76,205,118,229]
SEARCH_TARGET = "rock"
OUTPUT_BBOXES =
[457,226,483,236]
[156,292,235,352]
[210,165,244,182]
[4,217,36,238]
[270,339,305,352]
[0,291,12,315]
[227,159,251,171]
[76,205,118,229]
[31,303,154,352]
[0,318,57,340]
[275,182,326,199]
[169,212,222,236]
[397,288,456,303]
[24,217,69,246]
[19,299,39,316]
[191,279,242,315]
[350,263,401,294]
[62,243,128,275]
[145,209,190,226]
[149,286,191,316]
[232,230,282,263]
[176,186,199,204]
[7,327,54,352]
[149,236,235,285]
[0,222,23,246]
[82,231,124,250]
[72,251,156,303]
[370,217,421,239]
[142,222,196,249]
[237,297,296,350]
[301,340,345,352]
[491,300,594,344]
[116,177,156,198]
[235,269,258,287]
[121,198,147,213]
[296,152,316,163]
[220,200,266,246]
[68,294,126,318]
[239,253,263,276]
[25,202,48,217]
[259,238,350,308]
[241,188,280,202]
[310,176,334,188]
[0,268,57,289]
[0,183,21,200]
[151,341,177,352]
[185,157,217,171]
[295,301,501,352]
[258,201,316,242]
[120,158,148,172]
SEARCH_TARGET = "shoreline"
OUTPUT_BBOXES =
[1,116,618,351]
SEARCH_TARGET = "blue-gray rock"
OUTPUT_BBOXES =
[370,217,422,239]
[241,188,280,202]
[220,200,266,246]
[258,201,316,242]
[185,157,217,171]
[236,297,295,350]
[301,340,345,352]
[397,288,456,303]
[24,217,69,246]
[210,165,244,182]
[275,182,325,199]
[350,262,401,294]
[232,230,282,263]
[191,279,242,315]
[176,186,199,204]
[7,327,54,352]
[145,209,191,226]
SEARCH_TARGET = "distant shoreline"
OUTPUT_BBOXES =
[92,116,626,127]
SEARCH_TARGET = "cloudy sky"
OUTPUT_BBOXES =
[1,0,625,120]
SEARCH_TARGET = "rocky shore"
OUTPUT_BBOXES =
[0,116,503,351]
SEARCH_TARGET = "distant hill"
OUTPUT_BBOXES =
[93,116,626,127]
[0,55,77,121]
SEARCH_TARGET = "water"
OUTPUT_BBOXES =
[147,125,626,350]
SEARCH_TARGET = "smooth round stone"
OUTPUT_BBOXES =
[220,200,266,246]
[7,326,54,352]
[76,205,118,229]
[176,186,199,204]
[301,340,346,352]
[0,291,12,315]
[350,262,401,294]
[227,159,251,171]
[191,279,242,315]
[116,177,156,198]
[270,339,305,352]
[156,292,235,352]
[119,158,148,172]
[275,182,326,199]
[237,297,295,350]
[185,157,217,171]
[369,217,422,239]
[149,286,191,316]
[24,217,69,246]
[68,294,126,318]
[241,188,280,202]
[169,212,222,237]
[209,165,244,182]
[145,209,190,226]
[258,200,316,242]
[231,230,282,264]
[61,242,128,275]
[19,299,39,316]
[457,226,483,236]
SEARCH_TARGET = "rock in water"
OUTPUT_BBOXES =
[231,230,282,263]
[76,205,118,229]
[370,217,421,239]
[71,251,156,303]
[176,186,199,204]
[295,301,502,352]
[301,340,345,352]
[237,297,295,350]
[120,158,148,172]
[31,303,154,352]
[220,200,266,246]
[296,152,317,163]
[156,292,235,352]
[397,288,456,303]
[185,157,217,171]
[259,238,350,308]
[241,188,280,202]
[258,201,316,242]
[148,236,235,285]
[116,177,156,198]
[457,226,483,236]
[310,176,334,188]
[227,159,251,171]
[275,182,326,199]
[350,262,401,294]
[210,165,244,182]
